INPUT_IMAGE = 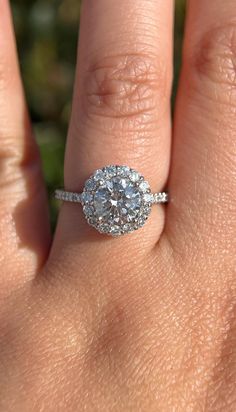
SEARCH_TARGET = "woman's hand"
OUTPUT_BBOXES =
[0,0,235,410]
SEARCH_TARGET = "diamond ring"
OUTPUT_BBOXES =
[55,165,168,236]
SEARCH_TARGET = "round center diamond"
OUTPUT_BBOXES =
[94,178,141,221]
[81,166,152,236]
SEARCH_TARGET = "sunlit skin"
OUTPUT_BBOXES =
[0,0,236,410]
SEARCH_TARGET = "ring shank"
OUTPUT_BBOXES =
[55,189,168,205]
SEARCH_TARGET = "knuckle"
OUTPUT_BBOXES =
[82,53,168,122]
[187,24,236,94]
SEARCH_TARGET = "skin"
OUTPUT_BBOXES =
[0,0,235,410]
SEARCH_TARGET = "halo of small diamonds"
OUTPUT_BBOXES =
[81,166,152,236]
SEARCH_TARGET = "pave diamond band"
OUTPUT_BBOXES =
[55,165,168,236]
[54,190,168,205]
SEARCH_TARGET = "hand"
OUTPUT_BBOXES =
[0,0,235,410]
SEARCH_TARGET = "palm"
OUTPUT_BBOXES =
[0,0,235,411]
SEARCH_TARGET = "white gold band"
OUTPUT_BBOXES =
[55,189,168,205]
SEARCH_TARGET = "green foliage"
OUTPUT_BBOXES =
[11,0,185,227]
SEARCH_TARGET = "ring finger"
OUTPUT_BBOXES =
[54,0,173,252]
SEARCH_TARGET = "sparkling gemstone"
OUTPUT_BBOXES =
[139,181,149,192]
[83,205,93,216]
[105,166,117,177]
[123,224,132,232]
[99,224,110,233]
[85,179,97,191]
[117,165,130,176]
[94,178,141,221]
[110,225,121,235]
[143,193,153,203]
[122,166,130,174]
[88,216,97,225]
[93,169,104,181]
[129,171,140,182]
[82,166,152,236]
[81,192,93,203]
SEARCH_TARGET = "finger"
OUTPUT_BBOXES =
[0,1,50,291]
[55,0,173,249]
[166,0,236,257]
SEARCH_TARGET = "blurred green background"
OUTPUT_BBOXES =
[11,0,186,227]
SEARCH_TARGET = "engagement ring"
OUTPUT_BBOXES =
[55,165,168,236]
